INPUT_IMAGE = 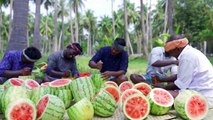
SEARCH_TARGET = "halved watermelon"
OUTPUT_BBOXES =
[123,93,150,120]
[120,89,142,106]
[5,98,36,120]
[49,79,71,90]
[119,81,133,93]
[133,82,152,96]
[104,85,120,104]
[41,82,50,87]
[23,79,40,90]
[148,88,174,115]
[3,78,24,90]
[174,90,209,120]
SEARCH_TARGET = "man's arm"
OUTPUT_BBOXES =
[159,74,177,82]
[152,83,179,90]
[89,61,102,70]
[152,60,178,67]
[88,48,103,70]
[101,70,125,79]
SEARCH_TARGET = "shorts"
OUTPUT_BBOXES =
[140,72,167,83]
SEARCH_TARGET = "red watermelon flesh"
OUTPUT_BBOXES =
[9,79,23,86]
[123,94,150,119]
[187,95,207,118]
[105,86,120,104]
[36,96,49,119]
[121,89,141,104]
[133,83,152,96]
[104,81,118,88]
[119,81,133,93]
[79,72,91,77]
[25,80,40,90]
[153,89,173,105]
[50,79,71,86]
[41,82,50,87]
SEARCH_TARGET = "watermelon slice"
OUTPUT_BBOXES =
[5,98,36,120]
[36,94,65,120]
[123,93,150,120]
[174,90,209,120]
[133,82,152,96]
[67,98,94,120]
[41,82,50,87]
[79,72,91,77]
[119,81,133,93]
[120,89,142,105]
[148,88,174,115]
[49,79,71,90]
[104,81,118,88]
[3,78,24,90]
[23,79,40,90]
[104,85,120,104]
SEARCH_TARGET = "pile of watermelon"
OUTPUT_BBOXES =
[0,75,210,120]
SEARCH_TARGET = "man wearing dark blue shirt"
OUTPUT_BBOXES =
[89,38,128,85]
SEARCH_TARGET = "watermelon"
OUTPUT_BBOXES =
[23,79,40,90]
[67,97,94,120]
[119,81,133,93]
[79,72,91,77]
[174,90,209,120]
[31,87,52,104]
[41,82,50,87]
[49,79,71,90]
[104,81,118,88]
[120,89,142,106]
[18,75,35,80]
[54,89,72,109]
[1,86,30,113]
[5,98,36,120]
[123,93,150,120]
[104,85,120,104]
[91,74,105,93]
[3,78,24,90]
[148,88,174,115]
[133,82,152,96]
[92,89,117,117]
[36,94,65,120]
[71,77,95,102]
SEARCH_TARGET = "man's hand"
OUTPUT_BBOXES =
[173,60,179,65]
[101,71,112,80]
[21,67,32,76]
[63,70,71,78]
[96,61,103,70]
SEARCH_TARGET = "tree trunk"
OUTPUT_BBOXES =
[140,0,148,58]
[163,0,168,35]
[33,0,42,50]
[124,0,131,54]
[75,4,79,43]
[204,41,207,55]
[45,10,49,53]
[0,8,2,51]
[70,0,74,43]
[53,0,58,51]
[61,0,64,50]
[7,0,29,51]
[8,0,13,42]
[136,33,142,54]
[167,0,174,34]
[111,0,115,37]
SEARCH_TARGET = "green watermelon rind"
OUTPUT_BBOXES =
[36,94,65,120]
[148,88,174,115]
[92,89,117,117]
[174,90,209,120]
[118,81,134,93]
[30,87,52,104]
[54,89,72,109]
[49,79,72,90]
[104,85,121,105]
[133,82,152,96]
[67,97,94,120]
[120,89,142,107]
[5,98,36,120]
[123,93,150,120]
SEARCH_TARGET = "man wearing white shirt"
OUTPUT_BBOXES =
[162,34,213,108]
[130,47,178,84]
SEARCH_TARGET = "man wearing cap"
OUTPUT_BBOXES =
[0,47,42,84]
[89,38,128,85]
[44,43,82,82]
[130,46,178,84]
[156,34,213,108]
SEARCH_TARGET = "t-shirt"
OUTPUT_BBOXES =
[174,45,213,107]
[90,46,128,73]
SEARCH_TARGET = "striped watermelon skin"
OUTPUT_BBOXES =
[31,87,52,104]
[1,86,30,113]
[49,79,72,90]
[92,89,117,117]
[36,94,65,120]
[54,89,72,109]
[91,74,105,93]
[67,98,94,120]
[71,77,95,102]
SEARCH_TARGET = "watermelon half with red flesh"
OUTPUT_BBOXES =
[148,88,174,115]
[119,81,133,93]
[23,79,40,90]
[6,98,36,120]
[120,89,142,105]
[41,82,50,87]
[174,90,209,120]
[3,78,24,90]
[104,85,120,104]
[49,79,71,90]
[123,93,150,120]
[133,82,152,96]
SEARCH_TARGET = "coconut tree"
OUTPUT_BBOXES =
[7,0,29,51]
[53,0,58,51]
[69,0,74,43]
[111,0,115,37]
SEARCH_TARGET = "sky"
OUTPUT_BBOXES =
[2,0,157,19]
